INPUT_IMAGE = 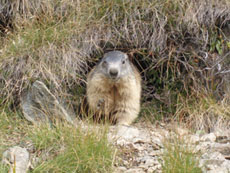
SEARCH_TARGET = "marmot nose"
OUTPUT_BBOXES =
[109,69,118,78]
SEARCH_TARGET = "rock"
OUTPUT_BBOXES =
[216,136,229,143]
[202,161,230,173]
[110,125,163,173]
[204,166,229,173]
[188,134,200,144]
[199,151,230,173]
[124,167,145,173]
[111,125,152,146]
[109,124,230,173]
[116,166,127,172]
[21,80,75,124]
[200,133,216,142]
[201,158,225,166]
[116,125,140,140]
[147,165,161,173]
[2,146,30,173]
[221,160,230,171]
[211,143,230,156]
[149,149,163,157]
[214,129,230,143]
[202,151,225,160]
[138,155,158,167]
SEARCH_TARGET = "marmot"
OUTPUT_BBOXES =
[86,51,141,125]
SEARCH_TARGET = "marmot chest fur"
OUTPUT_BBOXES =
[86,51,141,125]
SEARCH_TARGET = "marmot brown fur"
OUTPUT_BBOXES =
[86,51,141,125]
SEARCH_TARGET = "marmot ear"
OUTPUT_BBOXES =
[127,52,133,62]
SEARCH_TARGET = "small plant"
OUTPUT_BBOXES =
[161,136,202,173]
[0,163,9,173]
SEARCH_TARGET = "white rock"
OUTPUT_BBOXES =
[133,137,151,144]
[151,137,163,149]
[207,168,230,173]
[132,143,145,151]
[147,165,161,173]
[222,160,230,170]
[214,129,229,142]
[116,125,140,140]
[195,142,211,152]
[200,152,228,172]
[200,159,225,167]
[210,143,230,155]
[115,166,127,172]
[188,135,200,144]
[2,146,30,173]
[200,133,216,142]
[138,155,157,167]
[124,168,145,173]
[202,151,225,160]
[149,149,163,156]
[110,124,230,173]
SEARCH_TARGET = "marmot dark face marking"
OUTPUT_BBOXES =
[97,51,132,81]
[87,51,141,125]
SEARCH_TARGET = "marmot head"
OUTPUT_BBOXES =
[98,51,132,81]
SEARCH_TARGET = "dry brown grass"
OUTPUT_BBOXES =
[174,93,230,132]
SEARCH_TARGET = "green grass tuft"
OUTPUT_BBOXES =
[0,108,114,173]
[0,163,9,173]
[162,136,202,173]
[28,124,114,173]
